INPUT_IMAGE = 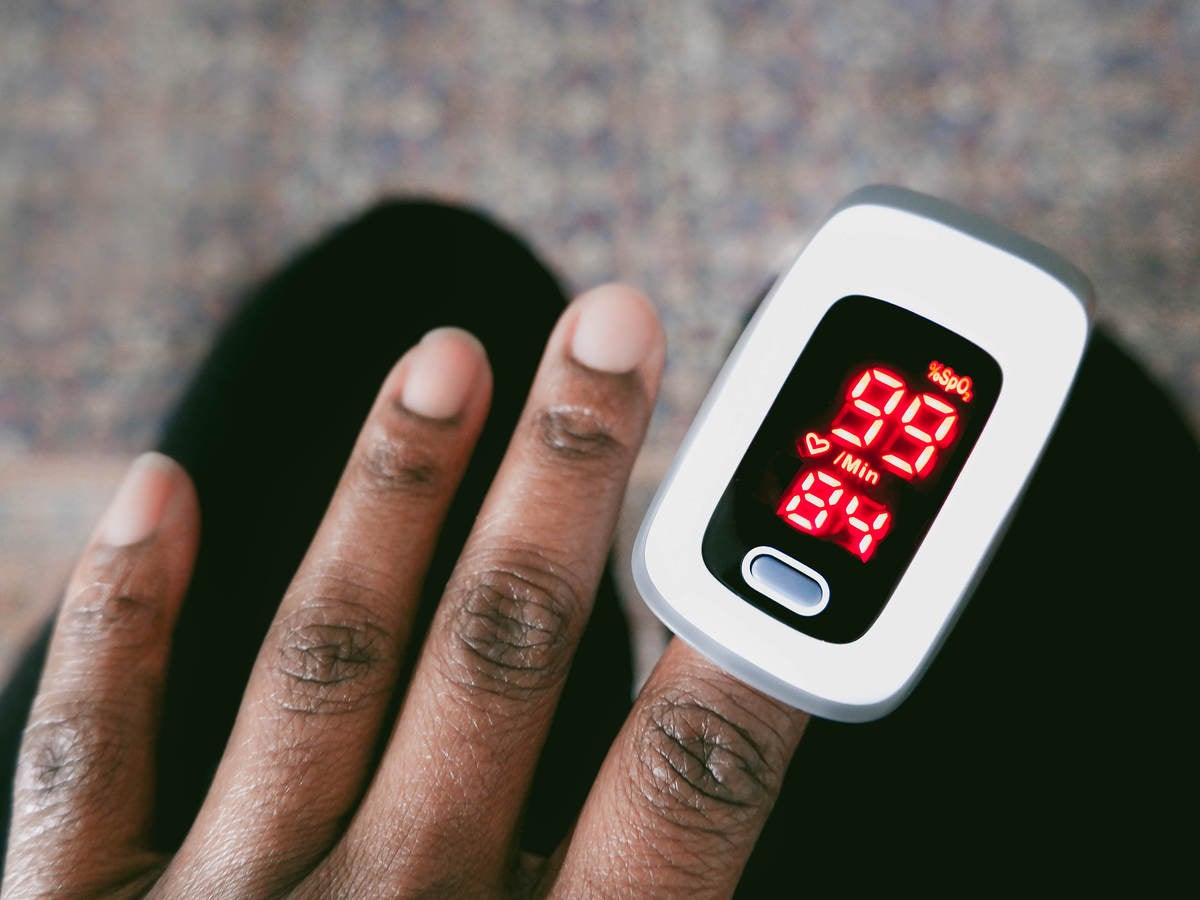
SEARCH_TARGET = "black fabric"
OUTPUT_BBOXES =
[2,201,1195,891]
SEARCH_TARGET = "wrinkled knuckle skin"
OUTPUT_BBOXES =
[444,550,581,704]
[62,550,168,650]
[535,404,628,466]
[268,601,394,716]
[633,689,783,837]
[356,426,445,497]
[15,703,123,814]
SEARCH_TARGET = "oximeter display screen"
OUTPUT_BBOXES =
[702,295,1001,643]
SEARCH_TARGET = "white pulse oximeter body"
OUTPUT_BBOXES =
[633,186,1093,722]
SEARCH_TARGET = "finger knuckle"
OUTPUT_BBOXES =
[267,583,395,716]
[356,423,445,497]
[631,684,786,837]
[16,701,123,811]
[534,404,628,467]
[61,551,167,650]
[442,546,581,705]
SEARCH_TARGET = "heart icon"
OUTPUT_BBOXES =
[803,432,831,456]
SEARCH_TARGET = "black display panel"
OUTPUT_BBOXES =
[702,295,1002,643]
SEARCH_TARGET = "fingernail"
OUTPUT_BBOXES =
[97,452,180,546]
[569,284,659,374]
[400,327,486,419]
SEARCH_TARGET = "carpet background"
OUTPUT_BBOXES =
[2,0,1198,681]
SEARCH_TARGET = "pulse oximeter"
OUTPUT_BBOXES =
[633,186,1093,722]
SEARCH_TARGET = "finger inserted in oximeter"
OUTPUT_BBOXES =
[633,186,1092,722]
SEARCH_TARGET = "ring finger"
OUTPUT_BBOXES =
[158,327,493,895]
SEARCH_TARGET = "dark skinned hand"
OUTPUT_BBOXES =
[3,285,809,899]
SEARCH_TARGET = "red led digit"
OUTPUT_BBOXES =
[839,493,891,562]
[831,367,906,450]
[880,392,959,480]
[777,468,846,535]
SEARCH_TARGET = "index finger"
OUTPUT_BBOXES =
[550,639,810,898]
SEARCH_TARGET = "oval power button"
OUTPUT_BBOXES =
[741,547,830,617]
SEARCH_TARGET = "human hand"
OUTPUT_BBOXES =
[3,285,809,898]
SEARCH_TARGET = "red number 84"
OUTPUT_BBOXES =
[777,469,891,562]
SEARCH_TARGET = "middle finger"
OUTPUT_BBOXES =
[319,284,664,897]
